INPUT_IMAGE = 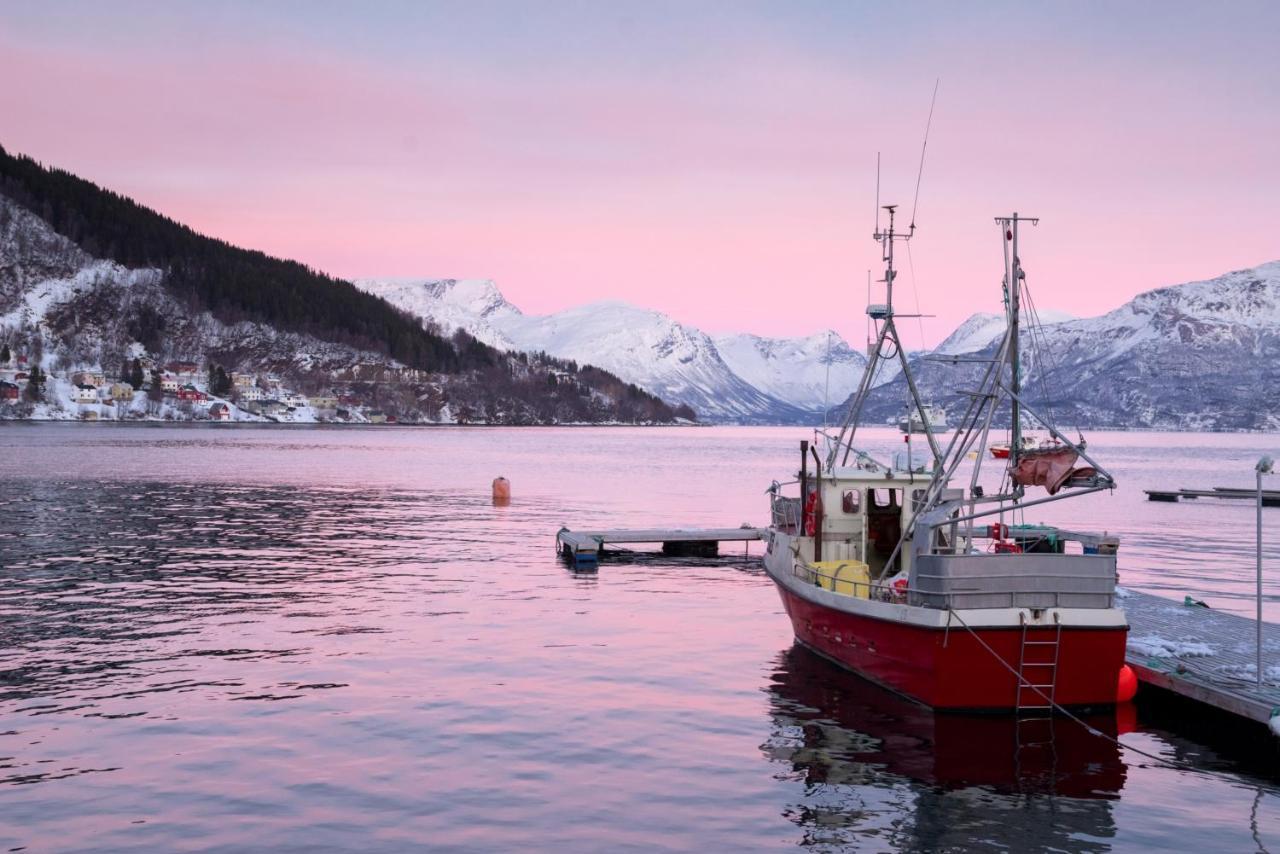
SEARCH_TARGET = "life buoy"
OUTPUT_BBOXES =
[803,492,819,536]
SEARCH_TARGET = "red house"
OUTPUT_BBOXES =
[176,384,209,403]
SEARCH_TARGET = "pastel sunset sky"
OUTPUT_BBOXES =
[2,1,1277,344]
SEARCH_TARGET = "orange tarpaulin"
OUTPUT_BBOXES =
[1010,447,1096,495]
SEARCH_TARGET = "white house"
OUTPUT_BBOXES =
[73,384,99,404]
[238,386,264,402]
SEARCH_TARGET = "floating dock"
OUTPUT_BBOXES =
[556,526,765,568]
[1145,487,1280,507]
[1123,589,1280,725]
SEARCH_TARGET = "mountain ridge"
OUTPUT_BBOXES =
[851,260,1280,431]
[356,276,857,423]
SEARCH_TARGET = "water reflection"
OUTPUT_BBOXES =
[763,644,1125,851]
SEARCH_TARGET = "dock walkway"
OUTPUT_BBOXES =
[556,526,764,567]
[1124,589,1280,725]
[1145,487,1280,506]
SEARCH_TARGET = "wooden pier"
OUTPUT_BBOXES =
[1145,487,1280,507]
[556,526,765,568]
[1124,589,1280,725]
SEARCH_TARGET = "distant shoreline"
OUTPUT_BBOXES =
[0,419,1268,434]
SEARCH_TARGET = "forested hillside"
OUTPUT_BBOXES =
[0,145,461,371]
[0,144,693,425]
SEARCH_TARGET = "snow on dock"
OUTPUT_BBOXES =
[556,526,765,568]
[1123,588,1280,725]
[1145,487,1280,507]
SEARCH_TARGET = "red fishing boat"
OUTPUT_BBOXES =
[763,208,1127,712]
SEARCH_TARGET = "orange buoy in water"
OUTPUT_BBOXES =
[1116,664,1138,703]
[492,476,511,505]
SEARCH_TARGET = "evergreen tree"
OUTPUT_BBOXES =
[129,358,144,390]
[214,366,231,396]
[0,343,9,364]
[148,368,164,402]
[24,365,44,401]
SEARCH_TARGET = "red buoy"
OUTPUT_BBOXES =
[1115,698,1138,735]
[1116,664,1138,703]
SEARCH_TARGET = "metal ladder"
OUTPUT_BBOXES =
[1015,612,1062,712]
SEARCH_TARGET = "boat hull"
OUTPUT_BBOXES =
[770,575,1127,712]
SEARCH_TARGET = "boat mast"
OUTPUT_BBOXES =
[996,213,1036,479]
[828,205,942,470]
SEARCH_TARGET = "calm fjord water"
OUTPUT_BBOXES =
[1,423,1279,852]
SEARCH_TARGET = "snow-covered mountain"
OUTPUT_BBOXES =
[855,261,1280,431]
[366,260,1280,430]
[933,309,1075,356]
[357,277,856,422]
[712,331,866,412]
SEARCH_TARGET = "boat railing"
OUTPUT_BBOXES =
[770,493,802,534]
[797,557,1117,611]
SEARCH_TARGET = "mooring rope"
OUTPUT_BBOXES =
[946,607,1278,786]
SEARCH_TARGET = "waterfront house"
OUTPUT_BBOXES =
[238,386,264,402]
[161,375,179,393]
[176,384,208,403]
[0,380,18,402]
[108,383,134,402]
[167,361,200,380]
[209,402,232,421]
[72,369,106,387]
[259,400,288,418]
[73,384,99,404]
[308,394,339,410]
[367,410,388,424]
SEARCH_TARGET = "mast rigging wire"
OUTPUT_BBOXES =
[909,78,940,231]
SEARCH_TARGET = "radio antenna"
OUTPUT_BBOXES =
[909,78,940,233]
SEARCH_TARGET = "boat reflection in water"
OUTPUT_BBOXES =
[762,645,1127,851]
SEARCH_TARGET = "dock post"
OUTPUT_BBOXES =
[1258,456,1274,687]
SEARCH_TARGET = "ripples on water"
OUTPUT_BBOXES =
[1,424,1279,852]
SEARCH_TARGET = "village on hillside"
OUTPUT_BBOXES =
[0,345,406,424]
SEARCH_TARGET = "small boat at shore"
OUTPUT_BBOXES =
[899,403,948,434]
[763,207,1126,712]
[990,436,1036,459]
[991,435,1086,459]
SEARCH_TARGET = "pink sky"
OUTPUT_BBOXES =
[1,2,1277,344]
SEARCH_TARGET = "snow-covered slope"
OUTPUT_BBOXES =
[712,331,866,412]
[356,278,521,349]
[357,278,848,422]
[857,262,1280,431]
[933,309,1075,356]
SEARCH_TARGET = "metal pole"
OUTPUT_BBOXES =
[1009,215,1021,472]
[1257,455,1274,686]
